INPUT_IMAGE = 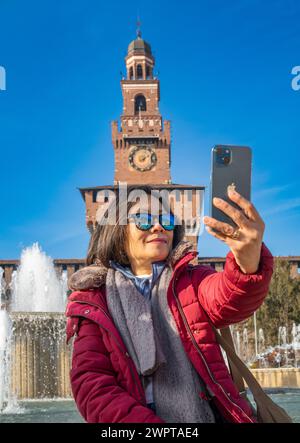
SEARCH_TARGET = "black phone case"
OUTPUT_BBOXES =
[210,145,252,229]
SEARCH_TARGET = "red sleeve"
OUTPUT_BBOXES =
[194,242,274,329]
[70,319,164,423]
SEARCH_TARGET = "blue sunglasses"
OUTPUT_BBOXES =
[128,213,176,231]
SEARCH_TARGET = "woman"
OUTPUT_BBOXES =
[66,185,274,423]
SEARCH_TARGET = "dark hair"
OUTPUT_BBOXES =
[86,185,185,267]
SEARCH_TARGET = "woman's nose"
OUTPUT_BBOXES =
[151,222,164,232]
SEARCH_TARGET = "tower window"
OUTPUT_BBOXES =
[146,66,151,79]
[135,95,146,114]
[137,64,143,79]
[116,140,118,148]
[129,67,134,80]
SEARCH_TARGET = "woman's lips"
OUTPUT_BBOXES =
[148,239,167,243]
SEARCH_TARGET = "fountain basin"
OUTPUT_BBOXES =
[9,312,71,400]
[249,368,300,389]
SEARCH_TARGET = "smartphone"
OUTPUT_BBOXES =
[209,145,252,229]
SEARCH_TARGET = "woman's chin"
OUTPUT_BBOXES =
[146,242,170,261]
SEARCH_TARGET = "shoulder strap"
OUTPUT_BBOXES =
[218,328,247,398]
[188,265,293,423]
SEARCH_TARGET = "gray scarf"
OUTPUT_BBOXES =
[105,264,216,423]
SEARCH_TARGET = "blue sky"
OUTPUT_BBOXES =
[0,0,299,260]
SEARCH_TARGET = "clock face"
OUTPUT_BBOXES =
[128,146,157,172]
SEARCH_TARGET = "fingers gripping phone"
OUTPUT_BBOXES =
[210,145,252,229]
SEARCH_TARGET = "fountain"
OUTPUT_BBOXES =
[242,327,249,363]
[246,323,300,370]
[292,324,300,367]
[278,326,287,347]
[60,271,69,307]
[0,267,5,297]
[258,329,265,355]
[0,310,14,412]
[0,243,71,414]
[10,242,66,312]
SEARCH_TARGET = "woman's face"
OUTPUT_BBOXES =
[125,200,174,270]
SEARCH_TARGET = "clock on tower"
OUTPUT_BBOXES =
[128,145,157,172]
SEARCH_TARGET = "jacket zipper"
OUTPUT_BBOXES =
[69,304,146,406]
[171,273,253,423]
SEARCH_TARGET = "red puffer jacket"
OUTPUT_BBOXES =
[65,242,274,423]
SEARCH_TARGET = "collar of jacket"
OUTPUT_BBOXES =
[67,240,198,297]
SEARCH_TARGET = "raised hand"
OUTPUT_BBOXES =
[203,189,265,274]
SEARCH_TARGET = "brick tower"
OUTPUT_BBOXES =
[79,30,204,251]
[112,30,171,185]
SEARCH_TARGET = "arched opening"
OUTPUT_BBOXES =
[116,140,119,148]
[146,66,151,79]
[135,94,146,114]
[137,64,143,79]
[129,67,134,80]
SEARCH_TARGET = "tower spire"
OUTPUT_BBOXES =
[136,15,142,39]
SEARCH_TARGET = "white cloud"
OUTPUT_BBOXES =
[262,197,300,217]
[252,183,293,199]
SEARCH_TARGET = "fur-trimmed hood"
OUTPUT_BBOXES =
[68,240,196,292]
